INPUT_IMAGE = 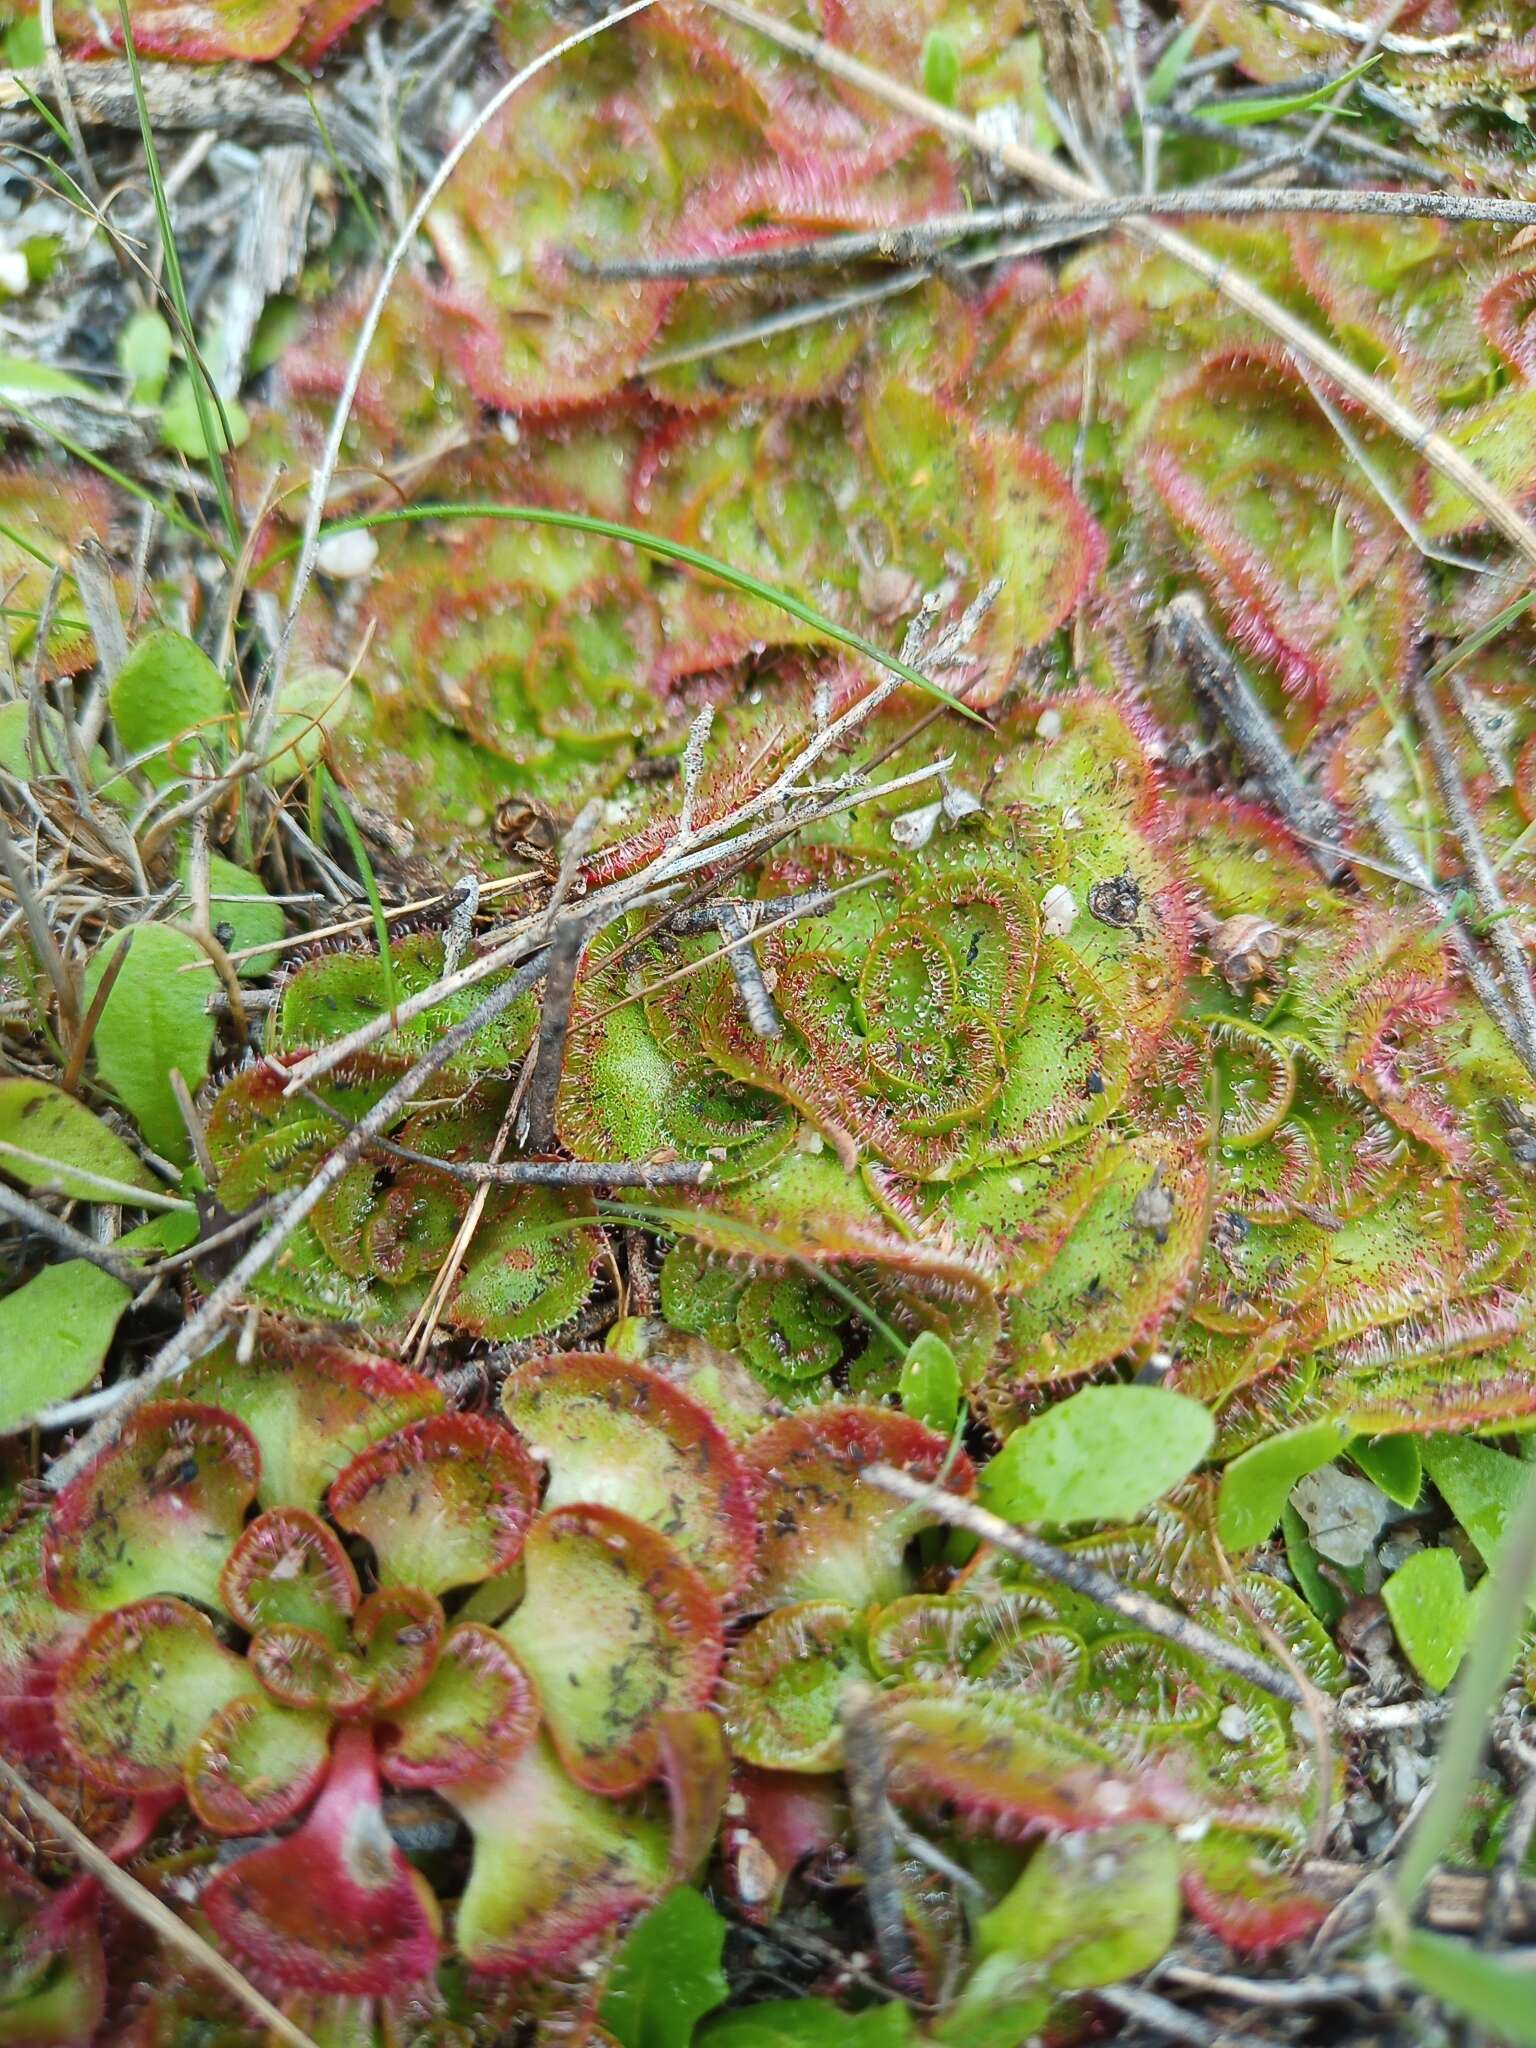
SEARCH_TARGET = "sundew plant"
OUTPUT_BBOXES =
[5,1,1536,2045]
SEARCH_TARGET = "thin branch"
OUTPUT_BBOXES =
[0,806,80,1041]
[0,1182,141,1284]
[1410,666,1536,1076]
[712,903,784,1038]
[1098,1985,1222,2048]
[1160,1962,1377,2009]
[1262,0,1509,54]
[864,1464,1306,1706]
[840,1682,919,1993]
[0,1756,320,2048]
[1161,593,1348,882]
[593,183,1536,282]
[516,916,593,1152]
[1364,789,1536,1081]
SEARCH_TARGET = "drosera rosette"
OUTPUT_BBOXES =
[196,931,607,1343]
[18,1324,765,2002]
[716,1409,1344,2017]
[559,686,1201,1422]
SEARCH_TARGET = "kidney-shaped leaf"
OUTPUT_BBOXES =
[501,1352,759,1598]
[328,1414,538,1597]
[44,1400,259,1613]
[56,1596,251,1794]
[444,1735,671,1977]
[185,1692,332,1835]
[501,1503,722,1796]
[743,1407,973,1611]
[201,1725,439,1995]
[382,1622,538,1789]
[180,1328,442,1511]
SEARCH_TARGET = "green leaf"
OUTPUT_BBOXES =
[1422,1435,1529,1572]
[921,29,960,105]
[1217,1418,1354,1553]
[0,1078,156,1201]
[0,1261,131,1432]
[261,665,353,783]
[1352,1435,1421,1509]
[598,1889,728,2048]
[978,1825,1181,1989]
[83,924,215,1162]
[1281,1502,1344,1627]
[118,309,173,406]
[1399,1929,1536,2043]
[159,373,249,457]
[979,1386,1213,1528]
[184,853,285,979]
[108,628,231,784]
[932,1961,1051,2048]
[1382,1548,1469,1692]
[898,1332,960,1433]
[700,2005,914,2048]
[0,353,97,404]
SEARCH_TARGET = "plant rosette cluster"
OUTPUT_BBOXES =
[1,1327,772,2002]
[717,1426,1343,2018]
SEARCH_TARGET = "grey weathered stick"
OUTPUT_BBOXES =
[590,186,1536,282]
[1411,666,1536,1077]
[1162,592,1348,884]
[714,904,784,1038]
[864,1464,1306,1706]
[0,1182,140,1285]
[1099,1985,1223,2048]
[516,917,593,1153]
[1,60,393,181]
[72,537,128,695]
[1365,790,1536,1082]
[840,1682,918,1992]
[0,807,81,1039]
[0,1755,320,2048]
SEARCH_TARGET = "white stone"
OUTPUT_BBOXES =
[0,250,28,297]
[1041,883,1077,938]
[316,528,378,579]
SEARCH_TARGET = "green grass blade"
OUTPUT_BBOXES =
[261,503,989,722]
[1423,587,1536,685]
[114,0,240,544]
[275,61,385,252]
[1207,54,1377,125]
[319,762,399,1028]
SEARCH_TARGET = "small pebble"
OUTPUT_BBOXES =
[0,250,28,297]
[316,529,379,579]
[1041,883,1077,938]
